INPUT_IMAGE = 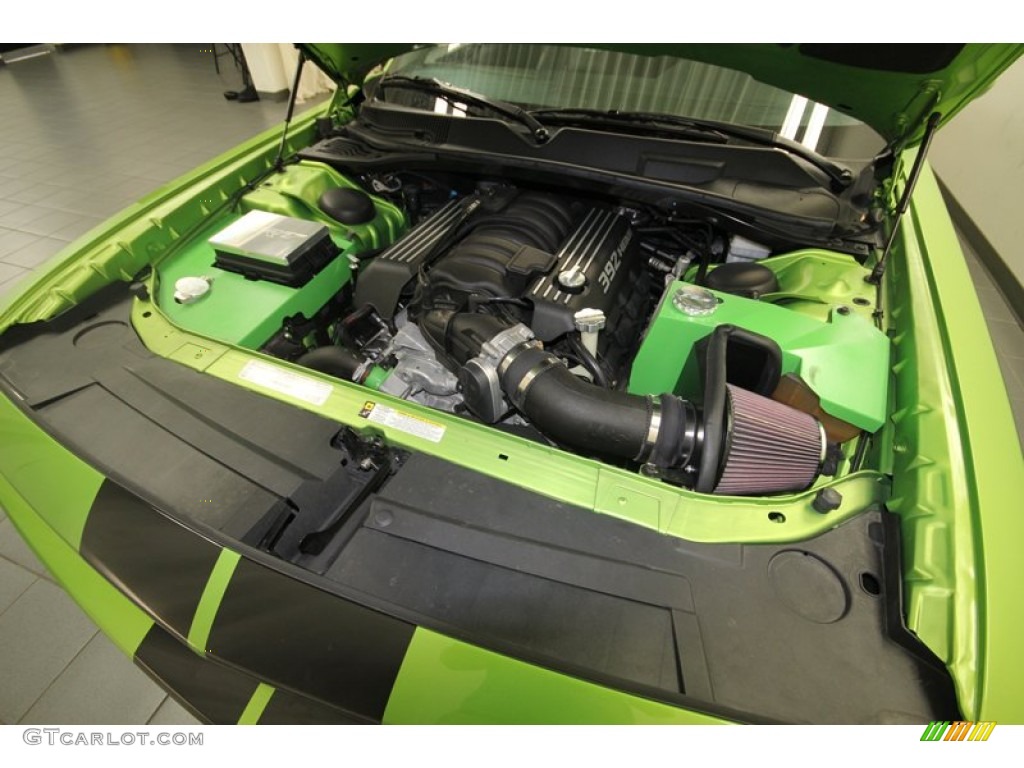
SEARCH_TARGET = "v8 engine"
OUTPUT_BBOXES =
[279,179,839,497]
[353,187,651,376]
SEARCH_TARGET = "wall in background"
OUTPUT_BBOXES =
[931,56,1024,293]
[240,44,335,103]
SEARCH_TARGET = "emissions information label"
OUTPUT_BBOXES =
[238,360,333,406]
[359,401,446,443]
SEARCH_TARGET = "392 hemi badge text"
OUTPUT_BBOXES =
[598,230,632,293]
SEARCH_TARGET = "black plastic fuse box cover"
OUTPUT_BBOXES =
[210,211,340,287]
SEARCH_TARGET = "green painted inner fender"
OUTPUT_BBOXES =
[629,250,889,432]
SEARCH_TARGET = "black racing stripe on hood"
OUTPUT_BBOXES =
[135,624,379,724]
[206,557,415,722]
[259,690,371,725]
[81,480,221,639]
[82,479,414,722]
[135,624,258,725]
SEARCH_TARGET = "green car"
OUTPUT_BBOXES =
[1,43,1021,725]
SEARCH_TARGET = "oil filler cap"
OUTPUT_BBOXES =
[557,266,587,293]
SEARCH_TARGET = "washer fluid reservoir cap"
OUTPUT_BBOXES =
[173,276,212,305]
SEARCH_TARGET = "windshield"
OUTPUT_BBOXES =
[378,44,884,161]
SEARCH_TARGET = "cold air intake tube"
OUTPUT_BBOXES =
[419,311,826,495]
[499,344,700,472]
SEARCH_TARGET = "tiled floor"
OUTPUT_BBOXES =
[0,43,299,298]
[0,43,1022,726]
[0,43,328,726]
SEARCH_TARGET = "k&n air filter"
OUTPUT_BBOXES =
[714,384,825,495]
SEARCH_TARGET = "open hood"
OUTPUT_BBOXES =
[299,43,1022,147]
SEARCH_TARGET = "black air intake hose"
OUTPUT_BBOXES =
[423,309,700,471]
[499,344,700,470]
[296,346,368,382]
[424,312,824,494]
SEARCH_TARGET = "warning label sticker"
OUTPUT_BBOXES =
[358,401,446,443]
[238,360,333,406]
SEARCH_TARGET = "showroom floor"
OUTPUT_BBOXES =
[1,44,1023,726]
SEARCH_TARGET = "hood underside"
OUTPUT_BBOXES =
[299,43,1023,147]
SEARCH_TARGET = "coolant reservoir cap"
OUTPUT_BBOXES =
[173,276,212,305]
[672,284,718,316]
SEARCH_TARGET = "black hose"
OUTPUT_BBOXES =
[694,258,710,286]
[502,346,648,458]
[296,346,367,381]
[498,345,699,470]
[425,311,702,476]
[565,332,610,388]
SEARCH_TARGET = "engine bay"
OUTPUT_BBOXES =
[155,160,889,497]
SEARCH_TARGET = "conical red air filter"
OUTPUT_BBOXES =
[714,384,825,495]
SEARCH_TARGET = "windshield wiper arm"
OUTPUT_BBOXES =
[377,75,550,144]
[530,108,853,190]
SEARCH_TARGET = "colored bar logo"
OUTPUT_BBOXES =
[920,721,996,741]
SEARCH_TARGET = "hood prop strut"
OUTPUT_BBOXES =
[867,111,942,285]
[272,49,307,173]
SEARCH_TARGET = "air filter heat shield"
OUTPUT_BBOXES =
[715,384,825,495]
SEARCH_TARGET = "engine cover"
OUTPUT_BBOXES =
[420,192,576,312]
[528,208,639,341]
[371,189,652,376]
[354,197,479,320]
[416,195,644,342]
